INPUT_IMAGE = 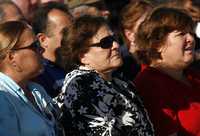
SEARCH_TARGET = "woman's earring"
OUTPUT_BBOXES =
[131,41,134,45]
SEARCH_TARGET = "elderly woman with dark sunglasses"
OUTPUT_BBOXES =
[56,15,154,136]
[0,21,64,136]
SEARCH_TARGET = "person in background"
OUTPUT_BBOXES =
[114,0,153,81]
[56,15,155,136]
[71,4,101,18]
[0,21,63,136]
[134,7,200,136]
[32,2,73,98]
[11,0,39,21]
[164,0,200,70]
[0,1,25,23]
[163,0,200,22]
[11,0,64,22]
[67,0,110,18]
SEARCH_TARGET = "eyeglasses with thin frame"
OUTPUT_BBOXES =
[90,35,117,49]
[12,40,43,53]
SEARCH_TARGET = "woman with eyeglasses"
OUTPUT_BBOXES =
[0,21,64,136]
[56,15,154,136]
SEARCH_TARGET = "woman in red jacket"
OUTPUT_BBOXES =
[134,7,200,136]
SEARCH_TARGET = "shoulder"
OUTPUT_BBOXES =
[28,81,48,96]
[0,91,17,115]
[27,81,54,107]
[28,81,61,118]
[185,67,200,86]
[62,69,97,89]
[135,67,173,84]
[134,67,172,98]
[0,91,20,136]
[186,67,200,79]
[56,69,97,106]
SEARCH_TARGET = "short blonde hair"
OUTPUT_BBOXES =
[0,21,29,60]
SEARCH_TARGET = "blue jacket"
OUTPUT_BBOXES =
[34,59,65,98]
[0,72,62,136]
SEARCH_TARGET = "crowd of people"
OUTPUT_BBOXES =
[0,0,200,136]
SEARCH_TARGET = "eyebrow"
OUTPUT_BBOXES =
[94,31,114,40]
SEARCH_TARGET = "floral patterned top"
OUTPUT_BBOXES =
[56,68,154,136]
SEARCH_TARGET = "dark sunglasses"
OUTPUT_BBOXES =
[12,40,43,53]
[90,35,117,49]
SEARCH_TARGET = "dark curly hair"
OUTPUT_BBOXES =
[57,15,109,72]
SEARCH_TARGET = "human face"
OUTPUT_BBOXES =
[81,25,123,73]
[160,30,195,70]
[45,9,72,62]
[13,28,43,79]
[127,13,148,55]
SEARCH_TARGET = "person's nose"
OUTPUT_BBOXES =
[112,41,120,49]
[185,33,194,44]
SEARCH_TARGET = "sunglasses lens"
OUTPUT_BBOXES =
[100,36,116,49]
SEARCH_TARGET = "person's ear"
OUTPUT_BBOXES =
[37,33,49,49]
[7,52,22,72]
[124,29,135,42]
[79,52,89,65]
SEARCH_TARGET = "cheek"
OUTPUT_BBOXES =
[91,50,110,64]
[53,36,60,44]
[51,33,62,44]
[101,50,112,61]
[56,34,63,47]
[28,52,42,66]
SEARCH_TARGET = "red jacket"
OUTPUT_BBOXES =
[135,67,200,136]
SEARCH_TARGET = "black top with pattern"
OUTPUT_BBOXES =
[57,68,154,136]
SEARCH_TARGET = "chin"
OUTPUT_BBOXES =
[180,61,193,70]
[112,62,123,70]
[31,66,44,78]
[116,57,123,66]
[114,60,123,67]
[185,57,194,65]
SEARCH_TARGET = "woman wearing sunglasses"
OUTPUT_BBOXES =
[0,21,63,136]
[56,15,154,136]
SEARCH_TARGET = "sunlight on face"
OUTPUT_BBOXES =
[15,28,43,78]
[160,30,195,69]
[81,25,123,73]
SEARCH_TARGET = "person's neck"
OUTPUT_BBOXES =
[98,71,112,81]
[158,66,183,80]
[18,81,28,90]
[4,71,25,85]
[151,64,190,85]
[80,65,112,81]
[43,53,56,63]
